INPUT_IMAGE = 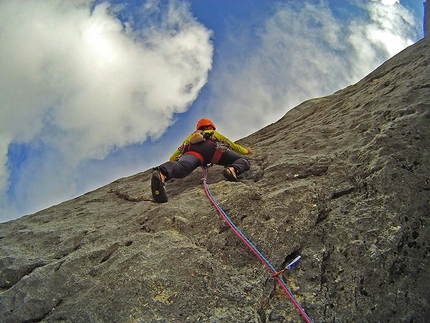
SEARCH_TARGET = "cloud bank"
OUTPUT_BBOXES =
[205,0,420,140]
[0,0,213,221]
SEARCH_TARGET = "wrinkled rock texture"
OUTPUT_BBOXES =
[1,38,429,323]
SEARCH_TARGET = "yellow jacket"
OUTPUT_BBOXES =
[169,130,250,161]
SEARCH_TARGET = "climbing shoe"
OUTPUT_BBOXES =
[151,169,168,203]
[223,167,239,182]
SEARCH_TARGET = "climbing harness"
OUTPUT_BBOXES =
[201,168,313,323]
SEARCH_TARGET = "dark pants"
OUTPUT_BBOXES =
[159,142,250,181]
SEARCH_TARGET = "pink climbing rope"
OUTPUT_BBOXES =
[201,168,313,323]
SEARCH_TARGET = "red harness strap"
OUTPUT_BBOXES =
[211,148,223,164]
[184,140,223,165]
[205,140,223,164]
[184,151,204,165]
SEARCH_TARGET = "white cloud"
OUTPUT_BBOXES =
[0,135,10,196]
[0,0,213,221]
[204,1,420,140]
[354,0,417,55]
[0,0,421,222]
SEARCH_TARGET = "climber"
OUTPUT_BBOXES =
[151,118,253,203]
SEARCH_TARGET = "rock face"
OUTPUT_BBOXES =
[1,38,430,323]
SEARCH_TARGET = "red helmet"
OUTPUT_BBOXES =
[196,118,216,130]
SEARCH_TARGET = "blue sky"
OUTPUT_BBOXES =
[0,0,424,222]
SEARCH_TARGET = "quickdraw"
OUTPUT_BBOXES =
[201,167,313,323]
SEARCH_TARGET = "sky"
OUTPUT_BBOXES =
[0,0,424,222]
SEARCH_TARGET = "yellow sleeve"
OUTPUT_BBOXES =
[212,131,249,155]
[169,134,193,161]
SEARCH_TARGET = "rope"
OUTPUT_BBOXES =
[202,168,313,323]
